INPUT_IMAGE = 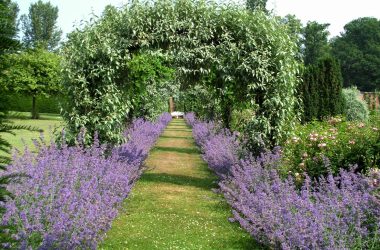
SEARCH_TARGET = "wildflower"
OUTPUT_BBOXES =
[299,162,305,169]
[328,117,342,125]
[368,168,380,188]
[349,140,355,145]
[328,128,337,133]
[302,152,308,159]
[292,136,300,143]
[373,127,379,131]
[358,123,365,128]
[318,143,327,148]
[309,133,318,141]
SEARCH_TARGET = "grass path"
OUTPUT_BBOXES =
[100,119,260,250]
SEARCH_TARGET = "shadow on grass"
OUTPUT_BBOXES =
[8,112,62,121]
[160,135,193,140]
[165,129,192,132]
[154,146,200,154]
[141,172,216,190]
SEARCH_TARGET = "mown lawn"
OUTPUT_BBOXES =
[0,111,63,156]
[100,119,262,250]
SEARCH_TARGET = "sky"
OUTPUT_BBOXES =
[17,0,380,40]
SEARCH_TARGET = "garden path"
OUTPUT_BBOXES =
[100,119,259,249]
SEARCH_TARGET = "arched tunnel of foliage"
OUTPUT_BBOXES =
[62,0,301,146]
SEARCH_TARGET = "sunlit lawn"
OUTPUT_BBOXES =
[0,111,63,157]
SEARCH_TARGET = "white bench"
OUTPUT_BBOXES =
[171,111,184,118]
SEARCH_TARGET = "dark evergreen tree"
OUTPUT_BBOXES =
[301,57,344,122]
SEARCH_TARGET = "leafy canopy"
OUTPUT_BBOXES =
[2,48,61,118]
[332,17,380,91]
[62,0,301,145]
[21,0,62,50]
[0,0,19,54]
[302,21,330,66]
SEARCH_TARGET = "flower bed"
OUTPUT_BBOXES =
[1,113,171,249]
[185,113,380,249]
[282,117,380,179]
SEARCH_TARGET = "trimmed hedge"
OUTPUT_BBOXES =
[6,93,64,114]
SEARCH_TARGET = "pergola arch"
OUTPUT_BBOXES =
[62,0,300,145]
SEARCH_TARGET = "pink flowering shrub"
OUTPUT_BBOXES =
[1,113,171,249]
[282,117,380,179]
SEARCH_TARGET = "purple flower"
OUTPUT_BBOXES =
[186,113,380,249]
[2,113,171,249]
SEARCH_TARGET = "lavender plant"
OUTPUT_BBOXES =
[186,113,380,249]
[188,115,242,177]
[184,112,196,127]
[221,151,380,249]
[1,113,171,249]
[202,130,241,177]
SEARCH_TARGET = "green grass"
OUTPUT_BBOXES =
[100,119,262,250]
[0,111,63,156]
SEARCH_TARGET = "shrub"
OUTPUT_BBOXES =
[202,129,241,177]
[342,87,370,121]
[187,113,380,249]
[184,112,196,127]
[221,149,380,249]
[2,113,171,249]
[282,117,380,179]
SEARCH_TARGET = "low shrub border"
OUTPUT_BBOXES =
[185,112,380,249]
[1,113,172,249]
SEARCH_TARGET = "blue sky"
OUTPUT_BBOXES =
[17,0,380,39]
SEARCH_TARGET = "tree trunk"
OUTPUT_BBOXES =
[31,95,38,119]
[221,98,232,129]
[169,97,175,113]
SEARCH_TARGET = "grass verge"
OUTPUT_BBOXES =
[100,119,261,250]
[0,111,63,157]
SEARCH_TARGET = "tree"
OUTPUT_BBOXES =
[2,48,61,119]
[331,17,380,91]
[301,57,344,122]
[302,21,331,65]
[282,14,303,61]
[0,0,19,54]
[246,0,267,11]
[21,0,62,50]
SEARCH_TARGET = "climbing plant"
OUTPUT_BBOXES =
[126,52,175,121]
[62,0,301,146]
